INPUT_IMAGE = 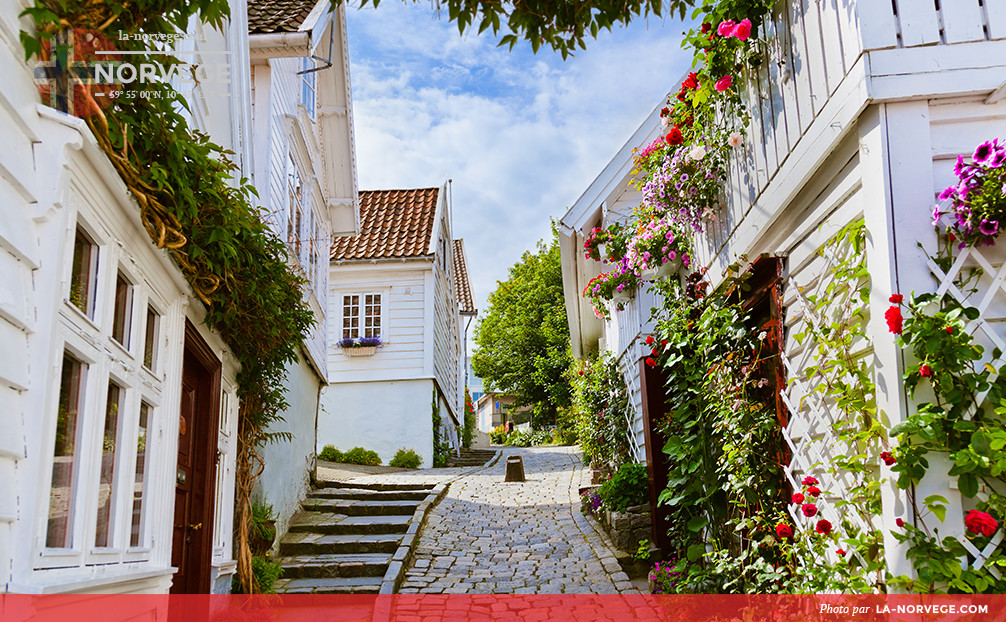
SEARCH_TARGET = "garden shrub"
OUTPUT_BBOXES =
[598,462,648,512]
[389,448,422,469]
[342,447,382,466]
[569,354,632,469]
[317,445,342,463]
[232,555,283,594]
[489,425,508,444]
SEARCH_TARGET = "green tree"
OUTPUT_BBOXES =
[472,226,571,427]
[336,0,693,58]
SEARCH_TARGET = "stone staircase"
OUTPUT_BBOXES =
[446,448,498,467]
[273,481,437,594]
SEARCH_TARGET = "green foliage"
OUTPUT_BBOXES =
[648,266,788,593]
[504,428,554,447]
[340,0,693,59]
[569,353,632,469]
[232,554,283,594]
[389,448,422,469]
[598,463,648,512]
[489,425,509,445]
[462,389,476,449]
[472,226,571,427]
[318,445,343,463]
[342,447,382,466]
[249,502,276,544]
[432,391,450,468]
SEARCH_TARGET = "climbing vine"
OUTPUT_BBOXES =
[22,1,314,593]
[432,391,450,467]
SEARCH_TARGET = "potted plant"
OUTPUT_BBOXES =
[338,335,382,356]
[625,217,692,279]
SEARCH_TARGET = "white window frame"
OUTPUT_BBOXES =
[300,57,316,119]
[340,291,386,342]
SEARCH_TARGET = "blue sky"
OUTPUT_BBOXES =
[345,3,694,328]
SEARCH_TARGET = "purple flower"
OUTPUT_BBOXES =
[974,141,996,165]
[979,220,999,236]
[954,154,967,177]
[932,204,941,226]
[938,186,956,201]
[991,149,1006,168]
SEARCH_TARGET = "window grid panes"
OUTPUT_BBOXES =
[111,272,132,348]
[342,295,359,339]
[364,294,381,339]
[342,294,382,340]
[94,382,123,548]
[47,353,86,549]
[143,306,158,371]
[129,402,151,548]
[69,228,97,317]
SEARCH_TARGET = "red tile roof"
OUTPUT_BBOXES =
[247,0,317,34]
[453,239,476,314]
[330,187,440,261]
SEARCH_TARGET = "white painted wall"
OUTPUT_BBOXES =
[255,351,320,545]
[318,379,435,467]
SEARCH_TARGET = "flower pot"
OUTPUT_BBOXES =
[342,346,377,356]
[597,243,608,259]
[642,257,682,280]
[611,290,634,308]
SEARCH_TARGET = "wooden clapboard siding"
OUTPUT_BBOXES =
[432,231,462,420]
[327,264,429,383]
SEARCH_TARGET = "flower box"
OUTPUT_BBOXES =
[342,346,377,357]
[641,257,682,280]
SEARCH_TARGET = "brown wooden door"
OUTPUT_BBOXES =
[170,321,221,594]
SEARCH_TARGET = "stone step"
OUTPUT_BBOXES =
[279,552,392,579]
[302,499,420,516]
[280,533,402,556]
[446,449,497,467]
[316,481,435,492]
[288,512,412,535]
[307,488,429,502]
[274,576,383,594]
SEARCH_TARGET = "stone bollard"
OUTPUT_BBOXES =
[504,455,525,482]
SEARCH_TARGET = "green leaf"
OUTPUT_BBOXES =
[957,473,979,498]
[686,515,709,532]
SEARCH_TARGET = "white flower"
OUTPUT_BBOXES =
[688,145,707,161]
[727,131,744,148]
[660,116,670,128]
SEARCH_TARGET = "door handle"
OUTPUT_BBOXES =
[188,522,203,531]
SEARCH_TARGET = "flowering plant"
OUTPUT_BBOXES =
[648,557,685,594]
[624,217,692,275]
[583,221,629,263]
[581,260,640,317]
[933,138,1006,246]
[637,138,728,232]
[338,336,382,348]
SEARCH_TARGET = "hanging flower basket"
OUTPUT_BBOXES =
[641,256,683,280]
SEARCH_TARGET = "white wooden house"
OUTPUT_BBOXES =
[246,0,360,549]
[0,1,253,594]
[318,186,472,467]
[559,102,665,462]
[561,0,1006,579]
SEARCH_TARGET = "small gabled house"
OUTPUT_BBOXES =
[318,186,471,467]
[246,0,360,547]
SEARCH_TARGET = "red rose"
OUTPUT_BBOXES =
[836,548,846,557]
[660,107,669,116]
[885,306,903,334]
[651,348,659,356]
[880,451,896,466]
[815,519,832,535]
[965,510,999,537]
[896,518,905,528]
[802,503,818,517]
[666,128,684,145]
[683,115,694,127]
[802,476,818,486]
[945,326,953,334]
[919,364,932,378]
[714,75,733,92]
[676,92,686,102]
[806,486,821,497]
[645,357,657,367]
[733,18,752,41]
[775,523,793,539]
[660,340,668,347]
[645,335,655,345]
[889,293,903,304]
[700,22,711,33]
[682,72,699,90]
[792,493,805,505]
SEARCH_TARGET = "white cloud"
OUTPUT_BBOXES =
[345,3,693,338]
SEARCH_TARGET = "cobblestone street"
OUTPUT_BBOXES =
[398,446,636,594]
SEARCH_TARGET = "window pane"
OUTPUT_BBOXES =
[95,382,123,548]
[130,403,150,547]
[47,353,85,548]
[69,228,96,317]
[112,272,132,347]
[143,306,158,370]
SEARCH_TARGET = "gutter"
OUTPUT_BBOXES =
[249,32,310,60]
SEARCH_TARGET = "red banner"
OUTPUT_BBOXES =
[1,594,1003,622]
